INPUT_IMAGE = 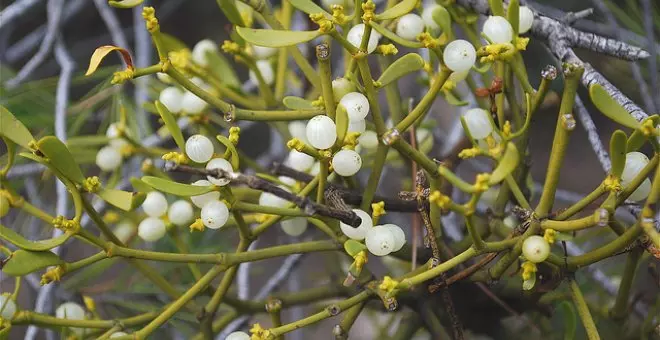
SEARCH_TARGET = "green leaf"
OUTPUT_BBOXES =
[0,105,34,149]
[488,0,505,16]
[159,33,188,55]
[96,188,139,211]
[589,84,641,129]
[335,105,349,145]
[155,100,186,152]
[375,0,417,20]
[489,142,519,185]
[557,301,577,340]
[609,130,627,178]
[344,239,366,256]
[37,136,85,184]
[443,90,468,106]
[283,96,316,110]
[522,274,536,290]
[141,176,215,196]
[369,22,423,49]
[215,0,246,26]
[2,249,64,276]
[216,136,240,170]
[130,177,154,192]
[287,0,331,17]
[108,0,144,8]
[431,5,452,38]
[627,115,660,151]
[377,53,425,87]
[507,0,520,35]
[236,27,322,48]
[0,224,72,251]
[206,52,240,89]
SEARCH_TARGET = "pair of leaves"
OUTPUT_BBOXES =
[2,249,64,277]
[377,54,425,87]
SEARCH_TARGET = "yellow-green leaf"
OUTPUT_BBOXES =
[375,0,417,20]
[431,5,452,38]
[155,100,186,152]
[206,51,240,88]
[377,53,425,87]
[283,96,316,110]
[130,177,154,192]
[0,105,34,149]
[336,105,349,145]
[489,142,519,185]
[2,249,64,276]
[85,45,134,76]
[217,135,240,170]
[287,0,331,17]
[108,0,144,8]
[344,239,366,256]
[236,27,321,48]
[609,130,627,178]
[37,136,85,184]
[369,22,423,49]
[0,224,72,251]
[96,188,139,211]
[443,90,468,106]
[216,0,245,26]
[507,0,520,35]
[141,176,215,196]
[589,84,641,129]
[627,115,660,151]
[159,33,188,55]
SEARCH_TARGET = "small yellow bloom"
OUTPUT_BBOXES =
[514,37,530,51]
[141,7,159,33]
[83,296,96,312]
[361,0,376,22]
[189,218,205,232]
[102,211,120,225]
[310,13,333,33]
[474,173,491,192]
[417,32,438,49]
[111,68,135,85]
[229,126,241,145]
[40,266,65,285]
[521,261,537,281]
[604,174,622,191]
[378,276,399,293]
[221,40,241,54]
[372,201,386,217]
[331,5,347,24]
[376,44,398,55]
[162,152,188,165]
[250,323,272,340]
[458,147,481,159]
[311,96,325,108]
[82,176,102,193]
[543,229,556,244]
[286,138,305,151]
[429,190,451,211]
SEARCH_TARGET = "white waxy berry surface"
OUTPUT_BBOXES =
[482,16,514,43]
[522,235,550,263]
[463,108,493,139]
[190,180,220,208]
[332,149,362,176]
[200,200,229,229]
[185,134,215,163]
[306,115,337,149]
[142,191,168,218]
[96,146,122,172]
[339,209,372,240]
[365,225,396,256]
[339,92,370,120]
[138,217,167,242]
[159,86,184,113]
[168,200,194,226]
[396,14,425,41]
[518,6,534,34]
[281,217,307,236]
[443,40,476,72]
[206,158,233,186]
[347,24,380,54]
[191,39,218,67]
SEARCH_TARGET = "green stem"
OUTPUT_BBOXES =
[555,184,607,220]
[317,43,336,119]
[610,248,642,319]
[394,68,451,133]
[12,310,157,329]
[398,247,478,288]
[233,201,308,217]
[360,143,388,210]
[569,279,601,340]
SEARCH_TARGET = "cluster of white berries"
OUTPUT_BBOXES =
[347,24,381,54]
[462,108,494,140]
[339,210,405,256]
[521,235,551,263]
[621,152,652,201]
[96,123,129,172]
[158,76,212,115]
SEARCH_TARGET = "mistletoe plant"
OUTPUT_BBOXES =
[1,0,659,339]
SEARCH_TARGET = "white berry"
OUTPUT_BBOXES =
[106,123,129,149]
[340,209,372,240]
[281,217,307,236]
[138,217,166,242]
[192,39,218,67]
[340,92,370,120]
[96,146,122,171]
[112,221,135,244]
[396,14,424,41]
[142,191,168,217]
[285,150,315,172]
[226,332,251,340]
[56,302,86,320]
[252,45,277,59]
[259,191,289,208]
[110,332,128,338]
[621,152,649,182]
[181,90,208,114]
[518,6,534,34]
[168,200,194,226]
[200,200,229,229]
[288,121,308,143]
[206,158,233,186]
[522,235,550,263]
[443,40,476,72]
[422,4,441,32]
[185,134,215,163]
[0,294,17,320]
[365,225,396,256]
[347,24,380,54]
[384,224,406,252]
[332,149,362,176]
[249,60,275,85]
[463,108,493,139]
[348,119,366,133]
[157,72,173,84]
[306,115,337,149]
[483,16,513,43]
[628,178,652,202]
[332,78,356,102]
[159,86,184,113]
[448,69,470,84]
[190,180,220,208]
[278,176,297,186]
[358,130,379,149]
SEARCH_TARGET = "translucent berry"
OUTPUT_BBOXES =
[332,78,356,103]
[168,200,194,226]
[285,150,315,172]
[249,60,275,85]
[518,6,534,34]
[252,45,277,59]
[190,180,220,208]
[181,91,208,114]
[332,149,362,176]
[339,209,372,240]
[365,225,396,256]
[522,235,550,263]
[142,191,168,218]
[443,40,476,72]
[306,115,337,149]
[281,217,307,236]
[628,178,652,202]
[384,224,406,252]
[206,158,233,186]
[159,86,184,113]
[185,134,215,163]
[348,118,366,133]
[482,16,513,43]
[0,294,17,320]
[621,152,652,201]
[226,332,251,340]
[200,200,230,229]
[396,14,425,41]
[259,191,289,208]
[358,130,379,149]
[339,92,370,120]
[138,217,166,242]
[96,146,122,171]
[347,24,380,54]
[463,108,493,139]
[191,39,218,67]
